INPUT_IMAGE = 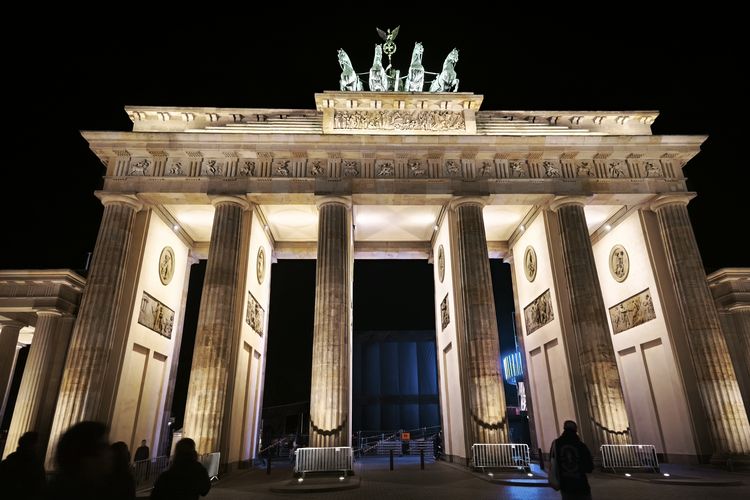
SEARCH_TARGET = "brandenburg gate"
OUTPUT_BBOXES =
[2,37,749,469]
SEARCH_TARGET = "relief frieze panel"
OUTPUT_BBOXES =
[609,288,656,334]
[333,110,466,132]
[201,159,224,176]
[116,152,677,182]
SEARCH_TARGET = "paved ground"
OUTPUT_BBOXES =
[142,456,750,499]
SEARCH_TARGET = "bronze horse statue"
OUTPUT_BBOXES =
[338,49,363,91]
[430,48,459,92]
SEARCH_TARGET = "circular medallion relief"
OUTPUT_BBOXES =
[609,244,630,283]
[158,246,175,285]
[524,246,537,282]
[438,245,446,283]
[257,247,266,285]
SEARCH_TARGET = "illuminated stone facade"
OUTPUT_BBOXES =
[2,91,748,467]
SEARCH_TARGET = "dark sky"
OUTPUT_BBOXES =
[0,14,745,272]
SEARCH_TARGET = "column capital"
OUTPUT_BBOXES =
[315,196,352,210]
[649,192,696,211]
[0,320,25,330]
[95,192,143,211]
[209,195,251,210]
[36,309,63,318]
[449,196,489,210]
[548,195,592,212]
[187,250,201,266]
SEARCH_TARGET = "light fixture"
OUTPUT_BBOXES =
[624,473,631,477]
[663,473,670,477]
[604,224,612,231]
[488,472,494,477]
[434,224,439,231]
[527,473,533,477]
[338,476,345,481]
[519,224,525,232]
[172,224,179,232]
[297,478,304,483]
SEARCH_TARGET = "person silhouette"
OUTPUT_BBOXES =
[110,441,135,500]
[0,431,46,500]
[150,438,210,500]
[550,420,594,500]
[46,421,114,500]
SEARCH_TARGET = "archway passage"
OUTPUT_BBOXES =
[352,260,438,433]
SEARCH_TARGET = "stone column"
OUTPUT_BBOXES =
[46,194,141,464]
[3,310,63,459]
[549,197,631,448]
[0,322,24,427]
[183,196,249,454]
[652,195,750,455]
[451,197,508,444]
[309,197,352,447]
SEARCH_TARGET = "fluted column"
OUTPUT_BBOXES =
[46,194,142,464]
[309,197,352,447]
[652,194,750,455]
[183,196,249,454]
[0,321,24,427]
[451,197,508,444]
[550,197,630,449]
[3,310,63,459]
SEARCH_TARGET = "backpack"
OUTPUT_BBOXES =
[548,439,560,490]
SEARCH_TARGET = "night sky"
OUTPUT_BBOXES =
[1,15,745,426]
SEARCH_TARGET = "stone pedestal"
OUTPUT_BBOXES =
[183,197,249,454]
[4,310,66,459]
[550,197,631,449]
[309,197,352,447]
[451,197,508,444]
[653,195,750,455]
[46,194,142,464]
[0,322,23,428]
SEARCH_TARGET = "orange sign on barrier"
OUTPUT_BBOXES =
[401,432,410,441]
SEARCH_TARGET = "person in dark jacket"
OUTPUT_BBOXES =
[150,438,210,500]
[0,431,46,500]
[134,439,150,462]
[553,420,594,500]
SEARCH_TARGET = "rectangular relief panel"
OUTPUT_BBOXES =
[138,291,175,339]
[609,288,657,334]
[440,294,450,331]
[246,291,265,336]
[524,289,554,335]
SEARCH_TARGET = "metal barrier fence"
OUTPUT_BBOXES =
[133,455,170,489]
[199,452,221,479]
[471,443,530,471]
[294,447,353,476]
[600,444,659,472]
